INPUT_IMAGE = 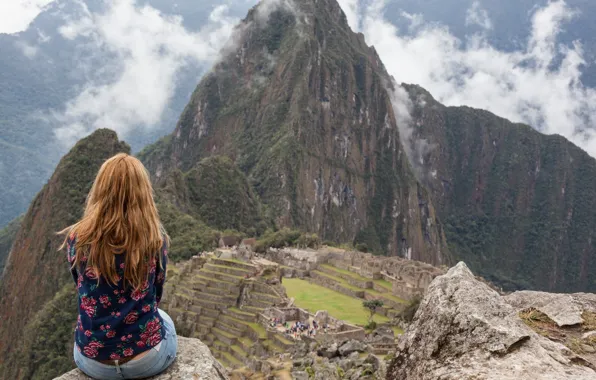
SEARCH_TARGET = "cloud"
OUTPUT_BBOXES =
[0,0,56,34]
[465,1,493,30]
[52,0,242,147]
[350,0,596,159]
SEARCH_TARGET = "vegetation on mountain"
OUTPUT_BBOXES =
[253,228,320,253]
[11,284,77,380]
[140,0,449,265]
[363,299,384,323]
[405,84,596,292]
[0,216,22,276]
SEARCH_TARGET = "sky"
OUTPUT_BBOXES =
[0,0,56,34]
[5,0,596,158]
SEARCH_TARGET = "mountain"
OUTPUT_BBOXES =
[0,129,130,378]
[140,0,450,265]
[404,84,596,292]
[0,217,22,277]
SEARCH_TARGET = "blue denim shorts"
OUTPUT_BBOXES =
[73,309,178,379]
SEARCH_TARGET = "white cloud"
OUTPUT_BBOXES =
[15,40,39,58]
[52,0,242,147]
[337,0,360,31]
[0,0,55,34]
[352,0,596,158]
[465,1,492,30]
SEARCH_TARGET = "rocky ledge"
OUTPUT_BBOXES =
[388,262,596,380]
[54,337,228,380]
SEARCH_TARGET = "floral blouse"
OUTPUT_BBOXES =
[67,235,168,361]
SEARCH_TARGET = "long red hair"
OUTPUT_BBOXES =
[60,153,167,290]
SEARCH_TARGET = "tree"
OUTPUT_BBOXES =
[363,299,384,323]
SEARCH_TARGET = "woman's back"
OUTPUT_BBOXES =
[62,153,178,379]
[67,233,167,361]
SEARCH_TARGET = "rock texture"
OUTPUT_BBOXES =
[140,0,450,265]
[387,262,596,380]
[404,84,596,292]
[54,337,228,380]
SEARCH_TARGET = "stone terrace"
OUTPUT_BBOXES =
[161,255,291,369]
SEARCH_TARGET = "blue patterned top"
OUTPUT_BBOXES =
[67,234,168,361]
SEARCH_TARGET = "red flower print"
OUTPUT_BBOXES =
[81,256,87,262]
[88,341,104,349]
[123,348,134,357]
[149,258,156,274]
[142,304,151,313]
[106,330,116,338]
[110,353,121,360]
[84,330,92,337]
[145,318,161,334]
[136,341,146,347]
[82,305,96,318]
[83,346,98,358]
[127,334,132,338]
[124,311,139,324]
[76,345,82,352]
[85,267,98,280]
[148,332,161,347]
[77,275,83,289]
[99,295,109,303]
[157,272,165,283]
[118,297,126,304]
[100,325,105,331]
[113,290,119,295]
[120,263,125,269]
[106,325,111,329]
[121,336,128,342]
[164,249,168,257]
[116,312,121,317]
[131,289,145,301]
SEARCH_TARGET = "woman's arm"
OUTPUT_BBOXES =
[66,235,78,285]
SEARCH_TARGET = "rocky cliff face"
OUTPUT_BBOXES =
[140,0,449,265]
[0,216,22,277]
[387,262,596,380]
[403,84,596,292]
[0,129,130,378]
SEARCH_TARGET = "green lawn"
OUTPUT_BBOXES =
[284,278,389,326]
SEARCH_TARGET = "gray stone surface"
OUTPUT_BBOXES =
[504,291,584,326]
[388,262,596,380]
[53,337,228,380]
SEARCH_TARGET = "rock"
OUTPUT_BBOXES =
[582,344,596,353]
[584,331,596,340]
[338,340,366,356]
[388,262,596,380]
[291,371,309,380]
[364,354,380,372]
[317,342,339,358]
[53,337,228,380]
[314,310,329,324]
[504,291,584,326]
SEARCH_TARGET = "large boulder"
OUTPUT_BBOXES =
[387,262,596,380]
[53,337,228,380]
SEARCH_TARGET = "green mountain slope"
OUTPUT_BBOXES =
[405,84,596,292]
[141,0,450,265]
[0,216,22,277]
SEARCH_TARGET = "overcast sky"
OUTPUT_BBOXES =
[5,0,596,158]
[0,0,56,34]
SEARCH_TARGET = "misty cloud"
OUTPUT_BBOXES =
[52,0,242,147]
[341,0,596,159]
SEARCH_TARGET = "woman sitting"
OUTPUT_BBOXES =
[61,153,177,379]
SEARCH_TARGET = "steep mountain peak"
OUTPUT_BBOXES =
[141,0,450,264]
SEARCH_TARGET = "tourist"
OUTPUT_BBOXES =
[60,153,177,380]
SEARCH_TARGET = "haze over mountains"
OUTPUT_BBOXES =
[2,0,596,229]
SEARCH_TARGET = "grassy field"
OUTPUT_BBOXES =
[284,278,390,326]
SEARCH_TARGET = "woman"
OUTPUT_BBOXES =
[61,153,177,379]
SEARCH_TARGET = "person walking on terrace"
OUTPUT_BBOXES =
[60,153,178,379]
